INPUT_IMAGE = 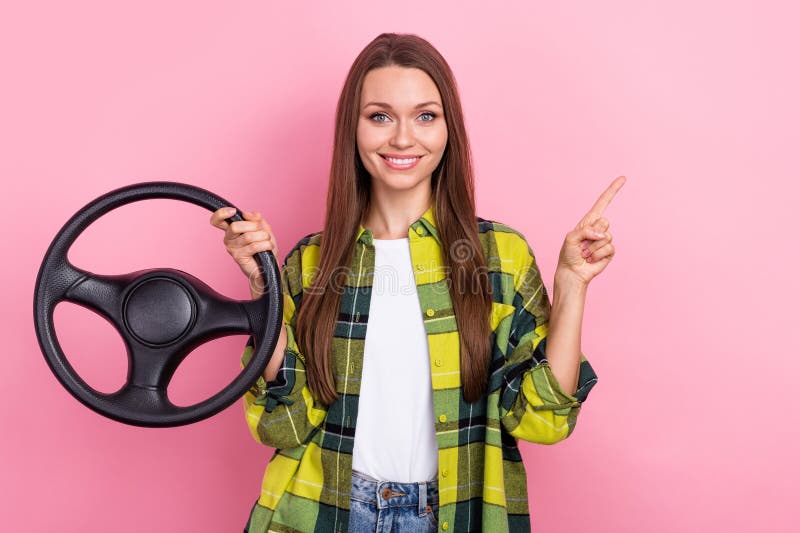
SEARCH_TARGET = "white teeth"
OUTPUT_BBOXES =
[386,157,418,164]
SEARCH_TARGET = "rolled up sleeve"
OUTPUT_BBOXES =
[240,241,327,450]
[498,242,598,444]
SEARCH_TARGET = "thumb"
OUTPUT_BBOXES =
[568,225,605,245]
[581,225,606,240]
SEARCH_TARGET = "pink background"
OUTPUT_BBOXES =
[2,1,797,531]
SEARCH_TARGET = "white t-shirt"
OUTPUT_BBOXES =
[351,237,439,483]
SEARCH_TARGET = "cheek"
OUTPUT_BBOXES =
[356,140,377,171]
[355,127,368,153]
[356,120,385,152]
[438,124,448,150]
[421,125,448,152]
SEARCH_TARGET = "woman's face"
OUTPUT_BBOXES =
[356,65,448,193]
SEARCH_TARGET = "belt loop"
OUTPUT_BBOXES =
[419,480,427,515]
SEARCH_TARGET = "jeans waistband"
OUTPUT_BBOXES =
[350,468,439,515]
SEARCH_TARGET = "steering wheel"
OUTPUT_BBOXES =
[33,181,283,428]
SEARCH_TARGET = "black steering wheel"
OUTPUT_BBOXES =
[33,181,283,428]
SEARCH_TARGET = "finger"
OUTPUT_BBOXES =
[592,217,610,233]
[239,239,278,258]
[582,231,613,256]
[583,240,611,258]
[565,230,605,250]
[241,210,271,232]
[223,209,254,240]
[586,175,626,219]
[571,225,606,246]
[231,237,274,260]
[228,220,262,235]
[232,230,270,248]
[210,206,237,230]
[242,210,267,223]
[582,219,611,248]
[587,242,615,263]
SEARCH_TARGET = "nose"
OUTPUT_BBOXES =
[390,118,414,148]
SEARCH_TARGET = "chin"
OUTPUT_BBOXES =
[374,173,429,190]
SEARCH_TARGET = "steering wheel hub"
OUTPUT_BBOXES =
[125,277,195,346]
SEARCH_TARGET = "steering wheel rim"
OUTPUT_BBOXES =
[32,181,283,428]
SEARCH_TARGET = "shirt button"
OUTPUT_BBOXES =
[439,414,447,423]
[435,359,442,367]
[416,264,424,271]
[416,227,424,235]
[442,469,448,477]
[442,522,449,530]
[426,308,435,317]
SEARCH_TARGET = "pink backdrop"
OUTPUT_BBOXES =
[2,1,796,531]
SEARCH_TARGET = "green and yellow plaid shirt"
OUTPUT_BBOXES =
[240,204,598,533]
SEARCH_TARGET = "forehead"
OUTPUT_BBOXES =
[360,65,442,108]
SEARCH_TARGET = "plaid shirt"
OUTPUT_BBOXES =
[240,204,599,533]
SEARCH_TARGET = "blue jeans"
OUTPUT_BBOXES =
[347,468,440,532]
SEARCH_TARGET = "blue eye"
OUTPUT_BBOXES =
[368,111,438,123]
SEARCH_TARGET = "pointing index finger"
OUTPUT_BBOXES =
[588,175,626,217]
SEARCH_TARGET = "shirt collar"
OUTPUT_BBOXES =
[356,203,440,246]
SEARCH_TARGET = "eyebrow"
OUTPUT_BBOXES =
[363,101,442,110]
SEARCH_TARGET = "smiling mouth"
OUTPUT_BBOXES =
[380,154,423,170]
[380,154,423,162]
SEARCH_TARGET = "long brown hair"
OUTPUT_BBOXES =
[296,32,493,405]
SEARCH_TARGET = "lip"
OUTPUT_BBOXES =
[380,153,423,170]
[380,153,424,159]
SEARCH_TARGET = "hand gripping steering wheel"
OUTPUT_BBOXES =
[33,181,283,428]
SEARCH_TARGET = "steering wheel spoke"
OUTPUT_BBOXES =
[189,277,256,340]
[62,266,130,331]
[125,339,180,391]
[110,382,175,418]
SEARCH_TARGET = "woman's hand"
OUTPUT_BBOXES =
[556,175,626,286]
[209,207,279,298]
[210,207,287,380]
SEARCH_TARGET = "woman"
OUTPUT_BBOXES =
[211,32,621,533]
